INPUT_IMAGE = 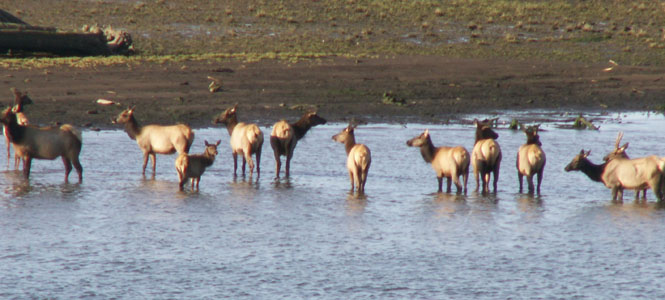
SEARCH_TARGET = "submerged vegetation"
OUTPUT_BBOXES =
[4,1,665,66]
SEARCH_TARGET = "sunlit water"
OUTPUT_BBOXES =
[1,112,664,299]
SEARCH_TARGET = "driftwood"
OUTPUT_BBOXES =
[0,9,134,56]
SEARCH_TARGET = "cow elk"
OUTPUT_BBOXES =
[213,104,263,177]
[112,107,195,177]
[270,111,326,178]
[471,118,502,193]
[0,106,83,182]
[175,140,220,191]
[332,124,371,193]
[516,125,546,194]
[406,129,469,193]
[5,88,32,169]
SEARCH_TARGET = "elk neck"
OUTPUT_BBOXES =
[419,136,437,163]
[343,134,356,155]
[223,115,238,136]
[123,114,142,140]
[292,116,314,140]
[579,158,606,182]
[4,114,26,144]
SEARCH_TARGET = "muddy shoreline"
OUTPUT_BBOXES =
[2,56,664,130]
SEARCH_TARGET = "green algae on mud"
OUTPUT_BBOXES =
[5,0,665,66]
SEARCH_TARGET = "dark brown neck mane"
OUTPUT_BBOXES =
[578,158,606,182]
[344,134,356,155]
[223,114,238,136]
[292,115,315,140]
[123,114,142,140]
[418,136,437,163]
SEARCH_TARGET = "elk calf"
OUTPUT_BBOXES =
[406,129,469,193]
[516,125,546,194]
[0,106,83,182]
[175,140,220,191]
[213,104,263,177]
[471,118,502,193]
[332,124,371,193]
[112,107,195,176]
[270,111,326,178]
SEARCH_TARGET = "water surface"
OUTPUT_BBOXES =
[1,112,664,299]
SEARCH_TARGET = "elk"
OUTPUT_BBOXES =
[212,104,263,177]
[564,149,665,202]
[112,107,195,176]
[0,106,83,182]
[270,111,327,178]
[5,88,32,168]
[516,125,546,194]
[175,140,220,191]
[601,132,663,202]
[471,118,502,193]
[332,124,371,193]
[406,129,469,193]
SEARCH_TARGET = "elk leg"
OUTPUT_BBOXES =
[536,171,543,195]
[360,166,369,193]
[23,156,32,179]
[527,175,535,194]
[273,148,281,179]
[245,153,254,177]
[437,177,443,193]
[62,157,72,183]
[518,172,524,193]
[256,147,262,177]
[150,153,157,176]
[462,169,469,194]
[142,152,149,176]
[473,166,480,192]
[285,152,293,178]
[348,170,355,192]
[72,157,83,183]
[241,157,247,176]
[195,177,200,190]
[446,177,452,193]
[179,177,186,191]
[232,153,238,175]
[492,167,500,193]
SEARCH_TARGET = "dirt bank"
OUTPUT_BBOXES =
[2,56,664,130]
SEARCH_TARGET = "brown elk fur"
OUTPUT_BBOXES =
[213,104,263,177]
[112,107,195,176]
[5,88,32,169]
[406,129,469,193]
[516,125,546,194]
[175,140,220,191]
[471,118,502,193]
[0,107,82,182]
[332,124,371,193]
[270,111,326,178]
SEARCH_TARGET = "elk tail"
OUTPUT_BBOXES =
[60,124,82,143]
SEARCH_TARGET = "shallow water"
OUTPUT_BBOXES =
[1,112,664,299]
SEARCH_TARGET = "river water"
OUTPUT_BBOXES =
[0,112,664,299]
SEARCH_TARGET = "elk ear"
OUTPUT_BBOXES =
[231,103,238,112]
[215,140,221,146]
[584,150,591,157]
[473,118,479,126]
[423,129,429,136]
[205,140,210,146]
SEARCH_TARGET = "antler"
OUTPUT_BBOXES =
[614,131,624,149]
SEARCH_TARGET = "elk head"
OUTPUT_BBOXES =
[524,125,542,146]
[474,118,499,142]
[112,106,135,124]
[406,129,430,147]
[332,123,356,144]
[204,140,221,156]
[212,103,238,125]
[10,88,33,112]
[304,111,327,126]
[564,149,592,172]
[602,131,629,162]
